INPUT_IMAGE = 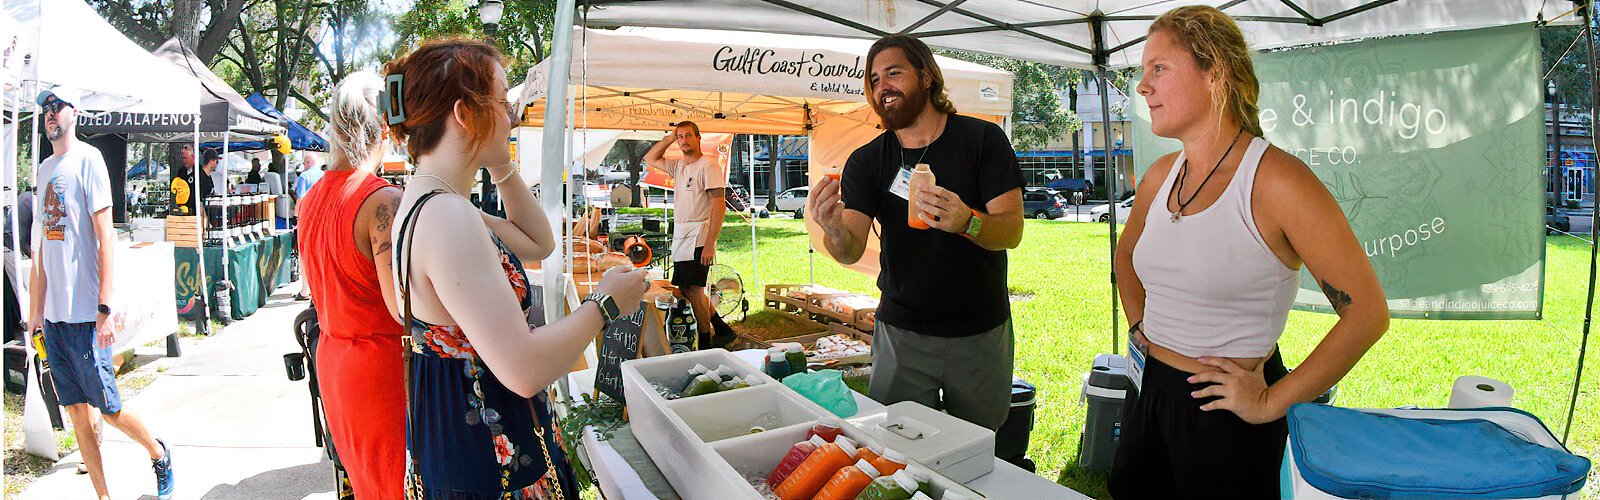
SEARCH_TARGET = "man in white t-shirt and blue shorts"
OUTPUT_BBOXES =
[29,88,175,500]
[644,121,736,348]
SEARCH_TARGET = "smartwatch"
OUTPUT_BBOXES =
[98,303,112,316]
[584,293,620,324]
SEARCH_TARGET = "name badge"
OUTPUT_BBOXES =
[889,167,913,200]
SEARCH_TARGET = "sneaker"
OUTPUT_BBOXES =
[151,438,174,500]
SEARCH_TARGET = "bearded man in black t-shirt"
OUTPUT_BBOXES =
[807,34,1025,431]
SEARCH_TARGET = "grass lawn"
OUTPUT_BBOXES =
[713,217,1600,498]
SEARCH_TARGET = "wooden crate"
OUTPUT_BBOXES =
[852,308,877,332]
[165,215,202,248]
[764,284,811,313]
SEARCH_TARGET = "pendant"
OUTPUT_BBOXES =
[1170,212,1181,223]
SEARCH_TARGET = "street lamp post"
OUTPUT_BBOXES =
[1552,78,1564,207]
[477,0,506,216]
[480,0,504,38]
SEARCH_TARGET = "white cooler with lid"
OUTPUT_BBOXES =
[847,401,997,483]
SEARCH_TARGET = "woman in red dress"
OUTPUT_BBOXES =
[298,71,407,499]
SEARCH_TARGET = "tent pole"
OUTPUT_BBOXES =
[193,122,205,330]
[541,0,578,331]
[1093,12,1122,354]
[7,87,21,309]
[222,131,230,299]
[749,135,758,294]
[1563,0,1599,445]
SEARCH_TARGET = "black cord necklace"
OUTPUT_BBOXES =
[1170,129,1245,223]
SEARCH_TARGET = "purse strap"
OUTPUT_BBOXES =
[396,190,442,427]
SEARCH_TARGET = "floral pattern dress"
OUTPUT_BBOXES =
[401,193,579,499]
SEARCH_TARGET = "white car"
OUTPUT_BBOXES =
[1090,196,1135,223]
[775,186,809,217]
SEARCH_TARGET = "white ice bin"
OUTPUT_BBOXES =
[848,401,997,483]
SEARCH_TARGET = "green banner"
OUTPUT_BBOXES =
[1130,25,1545,320]
[174,231,295,320]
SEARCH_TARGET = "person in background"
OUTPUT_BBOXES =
[808,34,1025,431]
[245,157,265,186]
[260,157,286,229]
[28,87,175,500]
[299,71,406,499]
[199,149,220,199]
[1109,6,1389,496]
[384,37,648,498]
[292,152,325,301]
[642,121,738,349]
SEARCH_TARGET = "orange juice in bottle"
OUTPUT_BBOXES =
[814,459,882,500]
[907,164,935,229]
[774,436,859,500]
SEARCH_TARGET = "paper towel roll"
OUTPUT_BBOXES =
[1448,375,1514,408]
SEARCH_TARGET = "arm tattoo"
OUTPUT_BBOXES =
[373,241,393,256]
[1320,279,1354,315]
[374,199,395,232]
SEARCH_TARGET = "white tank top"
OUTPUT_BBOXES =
[1131,137,1299,358]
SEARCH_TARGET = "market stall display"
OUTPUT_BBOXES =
[620,349,992,500]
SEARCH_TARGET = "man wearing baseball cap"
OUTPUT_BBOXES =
[29,87,176,500]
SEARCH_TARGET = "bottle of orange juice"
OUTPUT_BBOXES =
[814,458,882,500]
[775,436,859,500]
[907,164,935,229]
[869,449,908,476]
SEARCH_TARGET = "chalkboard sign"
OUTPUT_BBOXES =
[595,306,646,404]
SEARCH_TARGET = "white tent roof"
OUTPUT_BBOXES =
[3,0,199,114]
[517,26,1012,135]
[583,0,1573,70]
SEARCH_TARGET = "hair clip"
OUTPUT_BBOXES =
[380,73,406,126]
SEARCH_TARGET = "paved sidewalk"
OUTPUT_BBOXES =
[19,287,335,500]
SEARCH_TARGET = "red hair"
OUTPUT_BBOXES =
[383,37,506,160]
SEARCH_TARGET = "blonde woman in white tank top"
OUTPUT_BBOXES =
[1108,6,1390,498]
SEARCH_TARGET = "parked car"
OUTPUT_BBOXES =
[1548,205,1571,234]
[1090,196,1135,223]
[776,186,809,217]
[1023,189,1066,220]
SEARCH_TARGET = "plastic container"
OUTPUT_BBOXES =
[814,458,881,500]
[680,371,722,398]
[714,365,736,381]
[825,166,842,181]
[768,435,828,487]
[767,349,793,380]
[910,493,934,500]
[858,444,883,465]
[903,465,933,495]
[774,436,859,500]
[907,164,935,229]
[871,449,909,477]
[855,469,920,500]
[785,343,807,375]
[810,418,844,442]
[1078,354,1132,472]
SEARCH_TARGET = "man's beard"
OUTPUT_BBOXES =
[45,124,64,141]
[872,83,928,131]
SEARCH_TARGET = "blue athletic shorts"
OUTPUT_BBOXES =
[43,321,122,415]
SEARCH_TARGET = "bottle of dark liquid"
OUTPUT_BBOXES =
[666,295,699,354]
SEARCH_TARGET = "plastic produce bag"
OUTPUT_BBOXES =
[783,369,858,418]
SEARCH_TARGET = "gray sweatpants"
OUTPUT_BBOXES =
[868,318,1014,431]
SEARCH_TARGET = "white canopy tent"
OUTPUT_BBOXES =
[565,0,1600,445]
[583,1,1572,70]
[517,26,1013,280]
[3,0,201,114]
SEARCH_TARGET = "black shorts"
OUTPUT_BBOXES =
[1108,349,1289,499]
[671,247,709,289]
